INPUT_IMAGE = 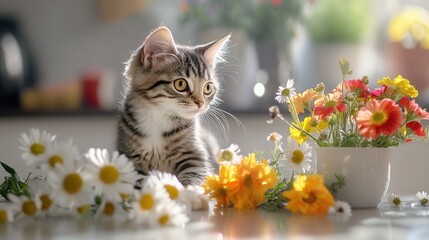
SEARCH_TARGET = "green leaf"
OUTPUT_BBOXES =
[1,162,17,176]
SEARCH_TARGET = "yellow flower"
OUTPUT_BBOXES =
[202,164,236,208]
[377,75,418,98]
[227,154,278,210]
[290,117,328,144]
[283,174,334,215]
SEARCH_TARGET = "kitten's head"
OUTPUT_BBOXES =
[124,27,229,119]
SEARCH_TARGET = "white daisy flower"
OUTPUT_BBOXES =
[71,204,92,218]
[149,201,189,228]
[132,183,170,224]
[146,171,185,201]
[39,140,80,172]
[416,191,429,206]
[19,128,56,166]
[178,185,209,212]
[48,164,92,209]
[284,137,312,173]
[275,79,296,103]
[8,194,41,219]
[267,132,283,142]
[388,193,403,207]
[85,148,139,202]
[216,144,242,165]
[0,204,14,223]
[329,201,352,217]
[95,200,129,223]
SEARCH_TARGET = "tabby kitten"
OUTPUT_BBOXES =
[117,27,230,186]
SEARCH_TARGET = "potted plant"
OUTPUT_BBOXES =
[297,0,373,92]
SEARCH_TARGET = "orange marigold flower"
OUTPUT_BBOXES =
[356,99,404,139]
[202,164,236,208]
[289,88,320,114]
[313,92,347,120]
[227,154,278,210]
[283,174,334,215]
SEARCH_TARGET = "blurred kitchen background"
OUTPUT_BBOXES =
[1,0,429,194]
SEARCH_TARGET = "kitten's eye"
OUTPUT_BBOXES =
[203,82,214,95]
[173,79,188,92]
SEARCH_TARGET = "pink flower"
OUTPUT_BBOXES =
[400,97,429,120]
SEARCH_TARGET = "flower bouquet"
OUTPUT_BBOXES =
[271,58,429,148]
[267,59,429,207]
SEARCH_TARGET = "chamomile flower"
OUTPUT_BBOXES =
[8,194,41,219]
[95,200,129,223]
[216,144,242,165]
[267,132,283,142]
[329,201,352,217]
[19,128,56,166]
[178,185,210,211]
[149,201,189,228]
[275,79,296,103]
[38,140,79,171]
[416,191,429,206]
[284,137,313,173]
[85,148,138,202]
[388,193,403,207]
[48,164,92,209]
[0,204,14,223]
[146,171,185,201]
[133,183,170,223]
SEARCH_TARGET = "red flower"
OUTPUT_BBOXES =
[313,93,347,120]
[336,79,370,98]
[271,0,282,6]
[400,97,429,120]
[406,121,426,137]
[356,99,404,139]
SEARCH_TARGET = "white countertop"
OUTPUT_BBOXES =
[2,204,429,240]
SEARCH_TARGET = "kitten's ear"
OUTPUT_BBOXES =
[200,34,230,69]
[141,27,178,69]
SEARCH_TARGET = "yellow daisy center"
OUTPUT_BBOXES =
[77,205,90,214]
[99,165,120,184]
[281,88,290,96]
[164,184,179,200]
[30,143,45,155]
[0,210,8,223]
[158,214,169,225]
[22,200,38,216]
[393,197,401,206]
[103,202,115,216]
[63,173,83,194]
[421,198,428,206]
[40,194,53,211]
[221,150,233,161]
[139,194,154,210]
[291,150,304,164]
[372,111,388,126]
[49,155,64,168]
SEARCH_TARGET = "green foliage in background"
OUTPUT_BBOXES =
[305,0,372,43]
[180,0,303,43]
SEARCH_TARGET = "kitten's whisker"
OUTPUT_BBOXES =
[211,106,246,134]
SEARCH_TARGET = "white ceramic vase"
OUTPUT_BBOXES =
[315,147,390,208]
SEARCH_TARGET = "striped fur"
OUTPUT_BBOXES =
[117,27,229,186]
